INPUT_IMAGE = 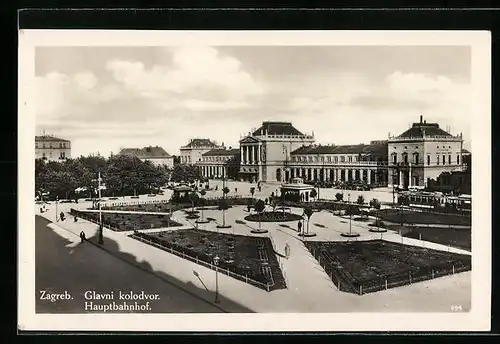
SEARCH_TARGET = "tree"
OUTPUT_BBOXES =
[218,198,231,228]
[357,195,365,205]
[303,206,314,236]
[188,192,199,214]
[250,187,255,199]
[199,189,207,222]
[254,199,266,231]
[222,186,230,197]
[335,192,343,202]
[309,188,317,201]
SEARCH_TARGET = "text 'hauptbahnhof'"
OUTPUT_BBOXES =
[179,116,469,190]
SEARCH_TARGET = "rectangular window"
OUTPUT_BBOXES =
[427,155,431,165]
[327,156,331,162]
[393,154,397,164]
[321,156,325,163]
[354,155,358,162]
[448,155,452,165]
[404,154,408,164]
[42,144,45,148]
[437,154,440,165]
[457,155,460,164]
[442,155,446,165]
[334,156,338,163]
[341,156,345,162]
[348,156,352,162]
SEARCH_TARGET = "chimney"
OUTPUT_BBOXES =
[420,115,423,124]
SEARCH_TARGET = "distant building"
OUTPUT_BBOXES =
[179,138,221,165]
[118,146,174,168]
[238,121,315,183]
[35,135,71,162]
[388,116,466,189]
[199,147,240,180]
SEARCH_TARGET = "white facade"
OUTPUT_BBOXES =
[35,136,71,162]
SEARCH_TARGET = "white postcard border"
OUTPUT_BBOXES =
[18,30,491,332]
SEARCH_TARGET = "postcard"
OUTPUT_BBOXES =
[18,29,491,332]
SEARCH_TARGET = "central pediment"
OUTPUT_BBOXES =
[239,136,260,144]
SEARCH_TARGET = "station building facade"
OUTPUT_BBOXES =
[199,147,240,180]
[237,121,315,183]
[288,141,389,185]
[387,116,466,189]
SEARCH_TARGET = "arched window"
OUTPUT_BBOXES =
[276,168,282,182]
[402,153,408,164]
[413,153,419,164]
[392,153,397,164]
[448,155,452,165]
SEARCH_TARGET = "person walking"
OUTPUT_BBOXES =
[297,220,302,233]
[79,231,86,243]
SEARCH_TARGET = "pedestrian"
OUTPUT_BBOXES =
[297,220,302,233]
[235,188,238,193]
[60,212,65,222]
[74,215,78,223]
[79,231,86,243]
[40,206,43,213]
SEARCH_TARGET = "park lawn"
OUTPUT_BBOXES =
[376,209,471,226]
[391,226,471,251]
[132,229,286,291]
[305,240,471,295]
[73,211,183,231]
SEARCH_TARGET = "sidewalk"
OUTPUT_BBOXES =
[37,202,471,312]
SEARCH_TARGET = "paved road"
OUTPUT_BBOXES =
[35,215,226,313]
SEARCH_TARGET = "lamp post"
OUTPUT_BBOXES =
[213,255,220,303]
[55,196,59,222]
[93,171,104,245]
[348,193,352,235]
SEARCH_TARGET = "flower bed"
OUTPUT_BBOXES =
[244,211,302,223]
[131,229,286,292]
[305,240,471,295]
[70,209,183,232]
[376,209,471,226]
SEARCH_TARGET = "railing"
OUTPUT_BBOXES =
[388,135,462,141]
[131,233,274,292]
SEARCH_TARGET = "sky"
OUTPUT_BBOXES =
[35,45,472,158]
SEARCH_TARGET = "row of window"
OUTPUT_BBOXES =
[203,156,231,162]
[37,142,68,149]
[392,153,461,165]
[291,155,375,163]
[41,152,66,159]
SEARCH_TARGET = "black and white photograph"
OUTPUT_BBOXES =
[18,30,491,332]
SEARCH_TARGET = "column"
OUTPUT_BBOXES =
[367,169,371,185]
[408,163,412,188]
[245,146,249,165]
[399,170,403,188]
[240,147,244,164]
[257,144,261,163]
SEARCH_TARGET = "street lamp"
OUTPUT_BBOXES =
[92,171,104,245]
[55,196,59,222]
[213,255,220,303]
[348,193,352,235]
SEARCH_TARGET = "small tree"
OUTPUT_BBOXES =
[303,206,314,236]
[357,195,365,205]
[218,198,230,227]
[369,198,381,228]
[222,186,230,198]
[335,192,343,202]
[188,192,199,213]
[254,199,266,231]
[199,189,207,221]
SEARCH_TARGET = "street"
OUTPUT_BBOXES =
[35,215,230,313]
